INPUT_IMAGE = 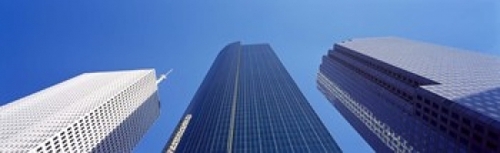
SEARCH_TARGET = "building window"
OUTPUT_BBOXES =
[488,131,499,140]
[441,107,449,114]
[451,112,459,120]
[472,134,482,143]
[449,121,458,130]
[439,125,447,132]
[474,124,484,133]
[462,118,471,127]
[460,127,470,136]
[486,141,498,150]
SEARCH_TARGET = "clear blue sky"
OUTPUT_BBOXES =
[1,0,499,152]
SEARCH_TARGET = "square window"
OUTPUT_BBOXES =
[473,134,482,143]
[432,103,439,109]
[424,107,430,113]
[488,131,499,140]
[462,118,471,127]
[423,115,429,121]
[439,125,447,132]
[486,141,498,150]
[440,116,448,124]
[430,120,437,126]
[424,99,430,105]
[431,111,438,118]
[449,121,458,129]
[461,127,470,136]
[459,137,469,146]
[449,131,457,139]
[474,124,484,133]
[441,107,449,114]
[451,112,459,120]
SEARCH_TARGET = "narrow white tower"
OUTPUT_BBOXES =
[0,69,161,152]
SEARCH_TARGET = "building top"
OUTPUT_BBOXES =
[337,37,500,121]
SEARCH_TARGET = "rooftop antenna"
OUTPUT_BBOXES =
[156,69,173,85]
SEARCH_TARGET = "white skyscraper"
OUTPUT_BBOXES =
[0,69,161,152]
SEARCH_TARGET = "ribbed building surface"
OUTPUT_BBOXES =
[0,69,160,152]
[165,42,342,153]
[318,37,500,153]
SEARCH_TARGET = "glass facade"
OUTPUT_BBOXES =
[164,42,342,153]
[317,37,500,153]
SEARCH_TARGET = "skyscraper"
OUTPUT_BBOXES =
[164,42,341,153]
[317,37,500,153]
[0,69,161,152]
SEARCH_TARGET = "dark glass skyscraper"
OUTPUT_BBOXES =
[318,37,500,153]
[164,42,342,153]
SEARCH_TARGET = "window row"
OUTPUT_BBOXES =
[414,96,498,152]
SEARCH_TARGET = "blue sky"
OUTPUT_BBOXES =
[1,0,499,152]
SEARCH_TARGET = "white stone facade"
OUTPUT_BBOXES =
[0,69,160,153]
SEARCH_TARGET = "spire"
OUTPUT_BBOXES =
[156,69,173,85]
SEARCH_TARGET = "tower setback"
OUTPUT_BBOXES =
[318,37,500,153]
